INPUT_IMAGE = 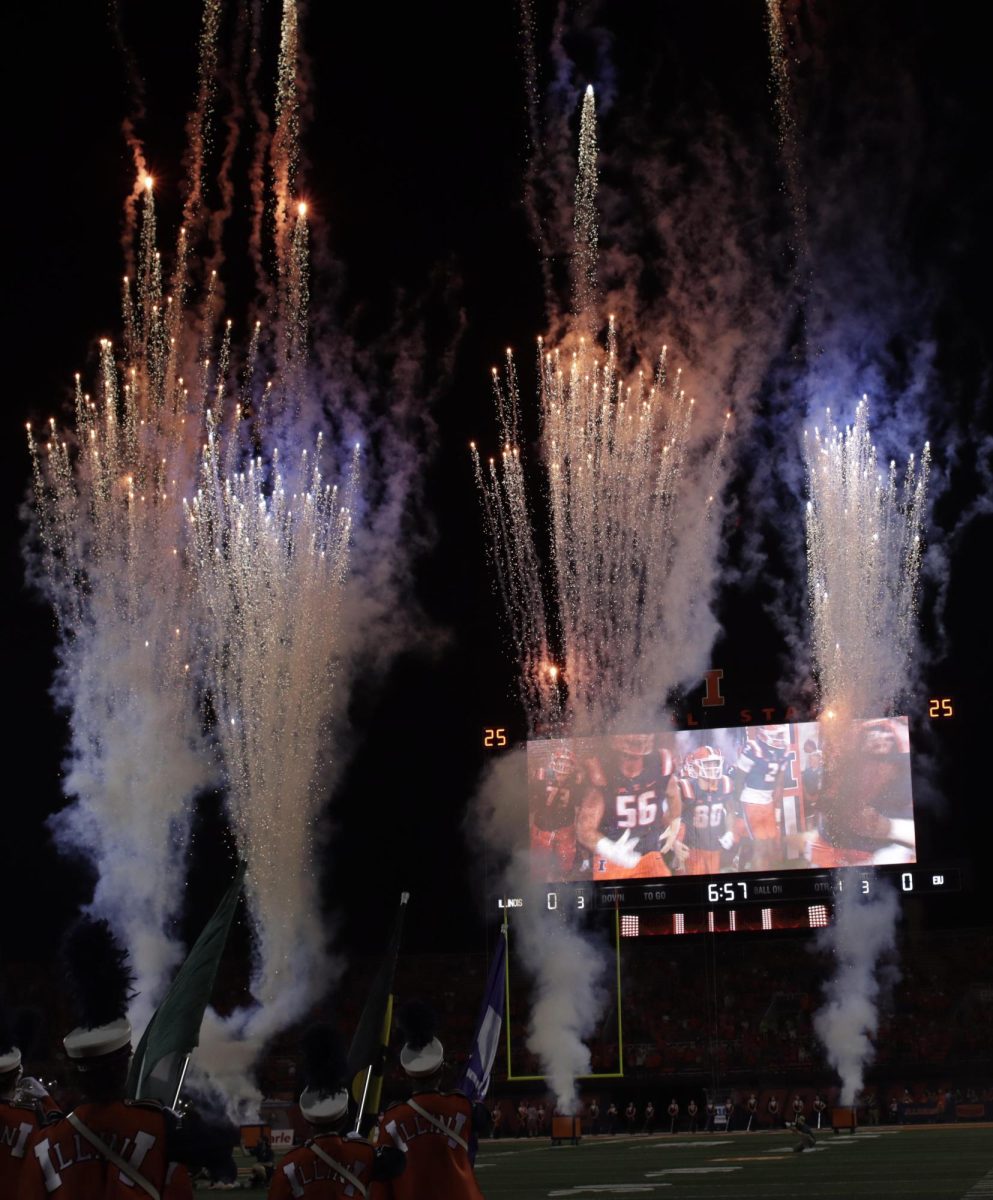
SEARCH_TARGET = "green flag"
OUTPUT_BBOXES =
[127,862,247,1105]
[347,892,408,1124]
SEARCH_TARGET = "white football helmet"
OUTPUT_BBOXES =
[757,724,790,750]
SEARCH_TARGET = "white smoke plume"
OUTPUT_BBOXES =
[474,752,609,1115]
[189,1008,265,1121]
[803,401,928,1102]
[813,880,899,1105]
[507,855,609,1114]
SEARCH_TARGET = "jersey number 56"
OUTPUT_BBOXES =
[616,791,658,827]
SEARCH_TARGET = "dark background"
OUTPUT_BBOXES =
[4,1,991,973]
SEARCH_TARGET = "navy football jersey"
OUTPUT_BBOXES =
[677,775,732,850]
[595,749,674,844]
[736,737,790,801]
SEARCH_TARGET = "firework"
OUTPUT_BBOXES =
[26,2,350,1071]
[804,396,929,722]
[472,92,728,734]
[475,327,727,734]
[27,182,216,1032]
[187,417,357,1029]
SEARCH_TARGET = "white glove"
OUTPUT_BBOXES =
[718,830,735,851]
[596,830,641,868]
[659,820,681,854]
[16,1076,49,1100]
[871,844,914,864]
[886,817,915,846]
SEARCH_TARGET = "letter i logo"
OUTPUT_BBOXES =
[702,669,725,708]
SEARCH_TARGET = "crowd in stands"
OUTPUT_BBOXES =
[6,925,991,1124]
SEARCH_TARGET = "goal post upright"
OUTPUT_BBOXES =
[502,900,625,1083]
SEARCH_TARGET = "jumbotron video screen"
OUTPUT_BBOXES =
[527,718,915,885]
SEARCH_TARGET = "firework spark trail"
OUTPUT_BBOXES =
[472,429,556,728]
[572,85,599,335]
[187,414,358,1050]
[180,0,223,232]
[804,397,929,1106]
[520,4,784,448]
[204,14,249,283]
[111,8,150,280]
[271,0,301,296]
[27,182,217,1033]
[518,0,620,318]
[518,0,564,305]
[766,0,808,277]
[247,0,273,303]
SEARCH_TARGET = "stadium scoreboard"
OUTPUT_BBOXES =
[499,864,963,915]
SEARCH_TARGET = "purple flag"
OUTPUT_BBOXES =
[458,924,507,1102]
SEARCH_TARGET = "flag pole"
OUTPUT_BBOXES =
[352,893,409,1134]
[355,1066,374,1133]
[171,1055,192,1110]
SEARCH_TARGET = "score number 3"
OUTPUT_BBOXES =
[483,728,508,748]
[928,698,954,718]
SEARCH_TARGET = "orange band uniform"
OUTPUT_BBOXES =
[378,1092,483,1200]
[16,1100,192,1199]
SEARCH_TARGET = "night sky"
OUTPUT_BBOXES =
[5,1,991,972]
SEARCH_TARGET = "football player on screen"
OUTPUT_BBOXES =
[529,744,583,880]
[807,717,915,867]
[733,724,794,870]
[577,734,682,880]
[674,745,736,875]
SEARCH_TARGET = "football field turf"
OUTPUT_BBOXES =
[471,1125,993,1199]
[218,1126,993,1196]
